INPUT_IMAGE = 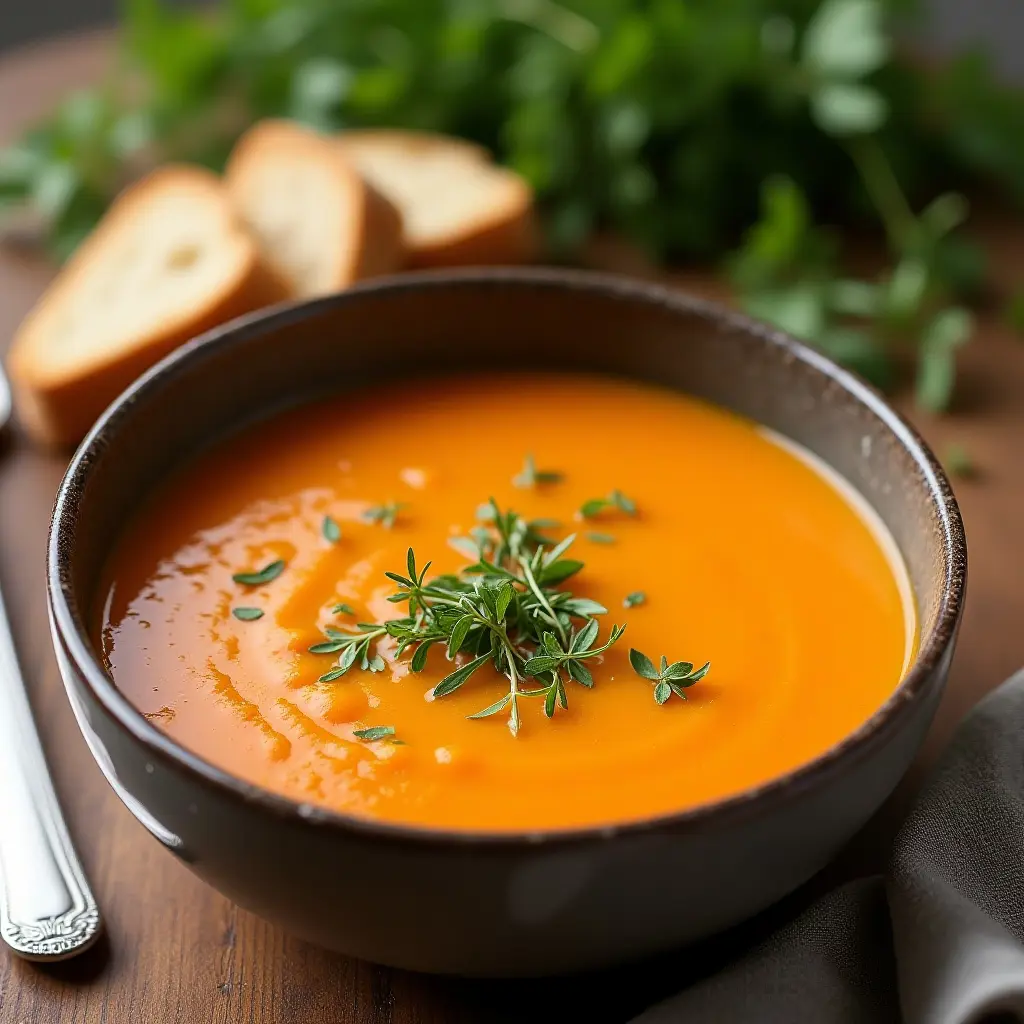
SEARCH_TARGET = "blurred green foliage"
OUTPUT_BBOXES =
[3,0,1024,407]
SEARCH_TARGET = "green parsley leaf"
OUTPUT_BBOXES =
[811,83,889,136]
[802,0,890,80]
[916,307,972,413]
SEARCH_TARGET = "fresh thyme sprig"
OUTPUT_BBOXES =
[629,649,711,704]
[310,625,388,680]
[307,500,627,736]
[307,499,710,734]
[521,620,628,718]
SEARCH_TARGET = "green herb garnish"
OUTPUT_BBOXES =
[944,443,977,479]
[7,0,1024,411]
[512,454,564,489]
[322,515,341,543]
[308,501,634,736]
[308,624,390,674]
[580,490,637,519]
[353,725,396,742]
[363,502,407,529]
[332,602,356,616]
[580,498,610,518]
[916,308,973,413]
[521,620,627,718]
[586,532,616,544]
[232,607,264,621]
[629,649,710,704]
[1006,290,1024,338]
[232,560,285,586]
[624,591,646,608]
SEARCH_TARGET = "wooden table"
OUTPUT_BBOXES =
[1,32,1023,1024]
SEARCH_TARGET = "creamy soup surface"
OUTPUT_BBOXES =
[98,374,914,831]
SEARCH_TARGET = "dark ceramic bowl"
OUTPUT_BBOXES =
[48,269,966,976]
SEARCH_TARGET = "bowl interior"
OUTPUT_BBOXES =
[53,269,964,810]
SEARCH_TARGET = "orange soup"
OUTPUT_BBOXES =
[97,374,914,831]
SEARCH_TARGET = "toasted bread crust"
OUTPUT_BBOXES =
[351,175,405,279]
[334,129,540,268]
[335,129,492,165]
[407,175,538,269]
[225,120,405,295]
[7,166,289,448]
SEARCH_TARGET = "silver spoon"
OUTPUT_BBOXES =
[0,362,102,960]
[0,358,8,436]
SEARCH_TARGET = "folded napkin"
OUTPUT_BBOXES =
[633,669,1024,1024]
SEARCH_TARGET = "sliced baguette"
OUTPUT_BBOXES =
[334,130,538,268]
[225,120,405,298]
[7,165,289,448]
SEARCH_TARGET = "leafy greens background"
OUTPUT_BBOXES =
[3,0,1024,410]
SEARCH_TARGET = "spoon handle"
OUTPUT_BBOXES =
[0,361,10,435]
[0,581,101,960]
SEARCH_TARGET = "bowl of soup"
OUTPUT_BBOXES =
[48,269,965,975]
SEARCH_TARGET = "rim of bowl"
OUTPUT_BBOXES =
[48,266,967,848]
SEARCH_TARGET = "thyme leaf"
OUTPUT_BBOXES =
[363,502,407,528]
[353,725,396,742]
[232,560,285,586]
[322,515,341,543]
[512,453,564,489]
[579,489,637,519]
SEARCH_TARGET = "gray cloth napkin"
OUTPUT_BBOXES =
[632,669,1024,1024]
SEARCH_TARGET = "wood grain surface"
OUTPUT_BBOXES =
[1,32,1022,1024]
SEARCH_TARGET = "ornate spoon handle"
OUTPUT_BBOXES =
[0,580,101,960]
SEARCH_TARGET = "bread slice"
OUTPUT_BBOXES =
[225,120,405,298]
[334,130,538,268]
[7,165,289,448]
